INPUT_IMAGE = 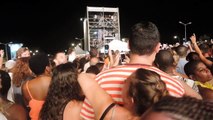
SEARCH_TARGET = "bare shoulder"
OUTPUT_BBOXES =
[105,105,136,120]
[178,78,202,99]
[21,81,27,92]
[21,80,31,103]
[39,76,52,87]
[63,101,83,120]
[67,100,83,109]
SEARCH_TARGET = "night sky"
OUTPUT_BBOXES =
[0,0,212,54]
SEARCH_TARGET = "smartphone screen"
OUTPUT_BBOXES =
[104,45,109,54]
[121,54,125,62]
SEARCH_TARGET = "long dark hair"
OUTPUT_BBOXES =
[39,62,84,120]
[0,70,11,97]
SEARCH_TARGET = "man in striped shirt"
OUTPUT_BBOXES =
[80,21,202,120]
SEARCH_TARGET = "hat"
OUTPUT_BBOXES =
[5,60,16,70]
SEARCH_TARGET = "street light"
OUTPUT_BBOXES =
[75,37,84,48]
[173,35,180,44]
[179,21,192,42]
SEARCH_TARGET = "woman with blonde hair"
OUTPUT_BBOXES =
[12,57,34,119]
[16,47,30,59]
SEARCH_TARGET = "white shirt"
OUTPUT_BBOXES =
[0,113,7,120]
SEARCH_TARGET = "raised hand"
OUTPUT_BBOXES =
[190,33,196,44]
[0,49,4,58]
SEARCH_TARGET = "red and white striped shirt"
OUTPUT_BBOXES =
[80,64,185,120]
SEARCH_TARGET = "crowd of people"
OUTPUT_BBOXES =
[0,21,213,120]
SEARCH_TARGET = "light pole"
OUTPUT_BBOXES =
[179,21,192,42]
[80,17,88,51]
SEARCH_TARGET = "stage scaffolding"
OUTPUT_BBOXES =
[83,6,120,51]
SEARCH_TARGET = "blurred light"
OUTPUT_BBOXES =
[94,15,97,19]
[93,32,97,35]
[111,16,114,19]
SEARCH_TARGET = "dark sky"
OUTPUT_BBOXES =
[0,0,212,54]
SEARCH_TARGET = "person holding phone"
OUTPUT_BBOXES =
[104,45,109,55]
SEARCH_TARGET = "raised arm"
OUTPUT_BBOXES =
[178,78,202,100]
[0,50,4,69]
[78,73,114,119]
[190,34,212,67]
[109,49,120,67]
[187,41,194,52]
